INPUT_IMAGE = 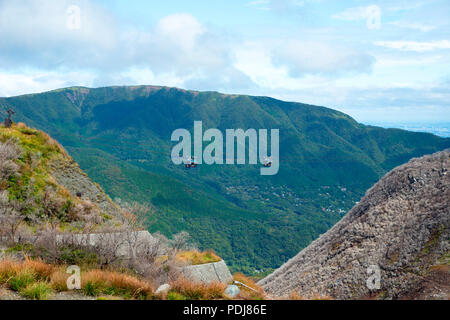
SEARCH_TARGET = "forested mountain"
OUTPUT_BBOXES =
[2,86,449,274]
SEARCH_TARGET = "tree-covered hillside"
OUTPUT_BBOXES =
[2,86,449,274]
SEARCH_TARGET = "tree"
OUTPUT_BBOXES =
[0,191,25,245]
[3,108,15,128]
[0,139,22,181]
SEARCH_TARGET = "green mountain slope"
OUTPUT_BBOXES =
[2,86,449,274]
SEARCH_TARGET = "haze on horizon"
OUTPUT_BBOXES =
[0,0,449,126]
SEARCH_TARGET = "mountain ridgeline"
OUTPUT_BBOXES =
[2,86,449,274]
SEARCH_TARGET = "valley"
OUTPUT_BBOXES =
[2,85,449,274]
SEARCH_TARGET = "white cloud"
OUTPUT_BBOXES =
[333,5,380,21]
[156,13,205,52]
[0,1,244,91]
[387,1,427,12]
[333,6,370,21]
[247,0,270,6]
[388,21,436,32]
[247,0,309,12]
[374,55,444,68]
[0,0,448,126]
[0,0,118,69]
[374,40,450,52]
[271,40,375,76]
[333,5,381,30]
[0,69,96,97]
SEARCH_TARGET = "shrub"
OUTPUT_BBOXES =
[8,271,36,291]
[59,246,99,267]
[5,243,34,254]
[167,291,187,300]
[0,139,22,180]
[21,282,53,300]
[84,281,104,297]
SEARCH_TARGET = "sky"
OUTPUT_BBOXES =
[0,0,449,124]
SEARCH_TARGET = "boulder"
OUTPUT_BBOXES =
[181,260,233,284]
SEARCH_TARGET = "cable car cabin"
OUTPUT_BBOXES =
[184,157,198,169]
[185,162,198,168]
[263,158,272,167]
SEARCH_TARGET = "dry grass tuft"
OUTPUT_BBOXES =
[0,258,53,282]
[49,268,70,292]
[23,257,55,279]
[233,273,266,300]
[176,250,222,265]
[0,259,22,282]
[430,264,449,273]
[82,270,155,299]
[169,277,226,300]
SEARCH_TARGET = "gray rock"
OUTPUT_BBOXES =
[259,150,450,300]
[181,260,233,284]
[225,285,240,298]
[49,159,122,219]
[155,284,171,295]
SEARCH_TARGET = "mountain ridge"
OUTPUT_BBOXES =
[2,85,449,274]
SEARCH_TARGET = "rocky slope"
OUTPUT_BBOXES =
[259,150,449,300]
[1,124,237,301]
[0,123,124,232]
[0,124,125,228]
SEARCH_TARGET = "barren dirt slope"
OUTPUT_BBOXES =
[259,150,449,300]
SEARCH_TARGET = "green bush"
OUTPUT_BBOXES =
[6,243,34,254]
[21,282,53,300]
[59,246,98,266]
[8,271,36,291]
[83,281,104,297]
[167,291,187,300]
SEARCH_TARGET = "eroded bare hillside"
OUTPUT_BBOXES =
[260,150,449,300]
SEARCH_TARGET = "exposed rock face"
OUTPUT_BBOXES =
[181,260,233,284]
[259,150,449,300]
[49,159,122,219]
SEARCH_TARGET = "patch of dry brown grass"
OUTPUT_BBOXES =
[23,258,55,279]
[49,268,69,292]
[176,250,222,265]
[1,258,157,299]
[169,277,227,300]
[0,258,54,283]
[233,273,266,300]
[430,264,449,273]
[0,259,22,282]
[82,269,155,299]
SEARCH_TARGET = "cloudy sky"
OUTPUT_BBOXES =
[0,0,449,124]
